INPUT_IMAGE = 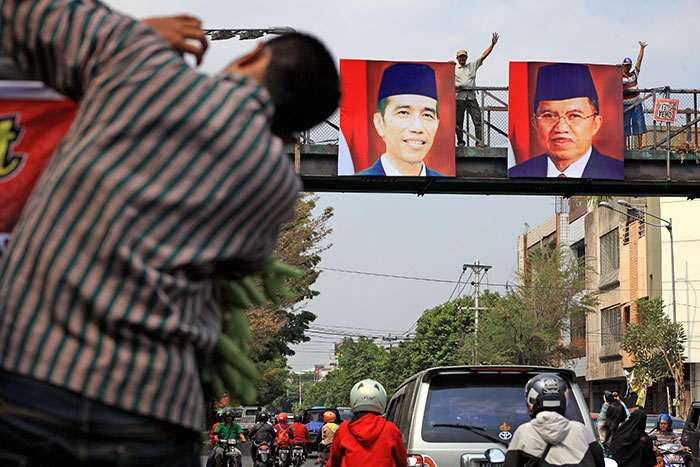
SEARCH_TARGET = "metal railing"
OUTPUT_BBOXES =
[302,87,700,152]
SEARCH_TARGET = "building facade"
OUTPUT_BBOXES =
[517,196,699,414]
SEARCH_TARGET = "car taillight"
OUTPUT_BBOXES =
[408,454,437,467]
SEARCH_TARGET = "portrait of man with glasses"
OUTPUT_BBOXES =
[508,63,624,180]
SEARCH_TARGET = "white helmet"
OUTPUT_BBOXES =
[350,379,387,414]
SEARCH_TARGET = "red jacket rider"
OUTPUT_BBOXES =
[328,379,407,467]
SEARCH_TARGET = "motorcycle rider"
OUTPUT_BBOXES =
[504,374,604,467]
[274,412,293,465]
[250,412,277,462]
[327,379,407,467]
[207,409,226,467]
[650,413,682,446]
[290,413,309,461]
[274,412,293,443]
[213,407,245,467]
[317,411,339,465]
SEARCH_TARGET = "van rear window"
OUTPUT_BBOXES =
[245,409,257,415]
[421,373,583,443]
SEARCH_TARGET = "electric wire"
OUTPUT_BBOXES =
[316,266,698,294]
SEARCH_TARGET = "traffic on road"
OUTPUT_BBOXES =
[203,368,700,467]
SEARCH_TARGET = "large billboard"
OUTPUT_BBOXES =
[0,82,76,257]
[508,62,623,180]
[338,59,456,177]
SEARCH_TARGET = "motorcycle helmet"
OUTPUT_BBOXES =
[349,379,387,414]
[657,413,673,429]
[216,408,225,419]
[258,412,269,423]
[223,407,235,419]
[323,411,336,423]
[524,373,567,417]
[278,412,288,423]
[294,413,303,423]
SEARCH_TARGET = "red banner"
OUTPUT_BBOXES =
[0,82,76,243]
[508,62,623,180]
[339,59,456,177]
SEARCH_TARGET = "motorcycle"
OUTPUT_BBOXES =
[277,442,291,467]
[290,441,305,467]
[222,438,241,467]
[254,441,274,467]
[657,443,687,467]
[318,444,332,467]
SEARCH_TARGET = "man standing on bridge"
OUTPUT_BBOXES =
[454,32,499,147]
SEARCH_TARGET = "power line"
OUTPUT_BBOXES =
[317,266,698,294]
[447,268,467,302]
[318,267,457,284]
[309,322,406,334]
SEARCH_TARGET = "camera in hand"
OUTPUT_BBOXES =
[603,390,619,403]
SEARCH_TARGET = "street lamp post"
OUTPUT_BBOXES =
[600,200,679,412]
[202,27,296,41]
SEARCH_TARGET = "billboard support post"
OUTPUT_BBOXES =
[666,88,672,180]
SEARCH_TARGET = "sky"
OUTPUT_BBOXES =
[106,0,700,371]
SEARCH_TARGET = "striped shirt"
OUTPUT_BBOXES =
[0,0,300,430]
[622,68,641,105]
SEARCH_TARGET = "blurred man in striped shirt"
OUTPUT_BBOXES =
[0,1,339,465]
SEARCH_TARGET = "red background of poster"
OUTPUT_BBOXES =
[508,62,623,166]
[0,98,76,233]
[340,59,456,176]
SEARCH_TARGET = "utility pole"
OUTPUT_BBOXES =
[463,260,492,361]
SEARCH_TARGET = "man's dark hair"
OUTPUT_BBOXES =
[262,33,340,134]
[587,96,599,115]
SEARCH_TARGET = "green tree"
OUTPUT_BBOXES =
[381,297,483,393]
[622,297,687,416]
[216,194,333,406]
[303,337,389,408]
[477,246,598,365]
[247,193,333,360]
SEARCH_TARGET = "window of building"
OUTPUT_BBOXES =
[571,239,585,260]
[601,307,622,346]
[599,228,620,288]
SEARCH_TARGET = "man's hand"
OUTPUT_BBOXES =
[639,41,648,49]
[142,15,208,66]
[481,33,499,62]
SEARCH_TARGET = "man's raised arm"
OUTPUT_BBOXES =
[0,0,146,100]
[480,32,499,62]
[635,41,647,71]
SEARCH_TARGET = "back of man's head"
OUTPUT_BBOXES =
[262,33,340,135]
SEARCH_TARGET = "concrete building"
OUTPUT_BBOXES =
[517,196,699,414]
[660,198,700,407]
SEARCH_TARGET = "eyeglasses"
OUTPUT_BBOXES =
[534,112,597,126]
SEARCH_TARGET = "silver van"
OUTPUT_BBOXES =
[238,406,263,435]
[385,366,595,467]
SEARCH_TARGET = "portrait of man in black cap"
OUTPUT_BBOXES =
[357,62,445,176]
[508,63,623,179]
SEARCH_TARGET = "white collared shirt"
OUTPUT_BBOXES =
[547,147,592,178]
[380,154,426,176]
